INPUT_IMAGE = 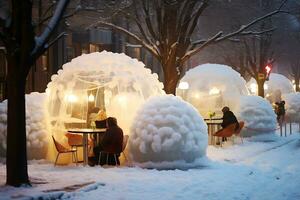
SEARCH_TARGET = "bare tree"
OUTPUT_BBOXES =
[89,0,287,94]
[0,0,70,187]
[289,61,300,92]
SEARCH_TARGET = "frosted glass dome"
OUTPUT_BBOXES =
[247,73,295,103]
[46,51,164,137]
[177,63,249,118]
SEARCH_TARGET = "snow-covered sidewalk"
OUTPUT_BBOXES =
[0,133,300,200]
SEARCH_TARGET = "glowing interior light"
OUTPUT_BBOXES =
[66,94,78,103]
[209,87,220,95]
[117,95,128,107]
[88,94,95,102]
[292,80,295,84]
[178,82,189,90]
[193,93,200,99]
[264,84,268,90]
[45,89,51,96]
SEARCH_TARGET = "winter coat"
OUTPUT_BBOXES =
[101,125,124,153]
[221,110,239,130]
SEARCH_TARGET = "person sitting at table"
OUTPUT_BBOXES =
[220,106,239,142]
[89,117,123,166]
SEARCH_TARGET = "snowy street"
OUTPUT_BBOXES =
[1,132,299,200]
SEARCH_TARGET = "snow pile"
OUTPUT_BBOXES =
[282,92,300,122]
[247,73,295,103]
[129,95,208,169]
[0,92,48,159]
[235,95,277,139]
[46,51,164,139]
[177,63,249,118]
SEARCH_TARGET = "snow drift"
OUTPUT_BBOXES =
[0,92,48,159]
[129,95,208,169]
[177,63,249,118]
[235,95,277,139]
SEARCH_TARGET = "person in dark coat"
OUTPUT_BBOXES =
[89,117,123,166]
[220,106,239,142]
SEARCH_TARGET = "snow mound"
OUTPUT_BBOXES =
[46,51,164,138]
[235,96,277,138]
[177,63,249,118]
[129,95,208,168]
[247,73,295,103]
[0,92,48,159]
[282,92,300,122]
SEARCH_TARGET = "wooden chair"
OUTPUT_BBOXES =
[52,136,78,166]
[98,135,129,166]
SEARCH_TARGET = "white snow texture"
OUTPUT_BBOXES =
[283,92,300,122]
[129,95,208,168]
[0,92,48,159]
[177,63,249,118]
[235,95,277,137]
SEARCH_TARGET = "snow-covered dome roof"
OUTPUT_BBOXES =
[46,51,164,140]
[177,63,249,118]
[247,73,295,103]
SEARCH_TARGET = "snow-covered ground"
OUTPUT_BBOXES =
[0,129,300,200]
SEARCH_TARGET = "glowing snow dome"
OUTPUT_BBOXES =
[247,73,295,103]
[177,63,249,118]
[282,92,300,122]
[235,95,277,139]
[46,51,164,138]
[129,95,208,169]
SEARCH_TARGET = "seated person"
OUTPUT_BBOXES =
[89,117,123,166]
[220,106,239,142]
[221,106,239,130]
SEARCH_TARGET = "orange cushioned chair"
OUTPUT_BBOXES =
[52,136,78,166]
[213,121,244,145]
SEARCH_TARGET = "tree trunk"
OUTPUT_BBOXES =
[295,78,300,92]
[6,56,29,186]
[162,62,181,94]
[257,78,265,97]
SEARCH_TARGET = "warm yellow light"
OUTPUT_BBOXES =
[66,94,77,103]
[178,82,189,90]
[45,89,51,96]
[193,93,200,99]
[209,87,220,95]
[117,95,128,107]
[292,80,295,84]
[250,83,257,94]
[264,84,268,90]
[88,94,95,102]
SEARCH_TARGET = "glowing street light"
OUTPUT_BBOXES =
[249,83,257,94]
[178,82,189,90]
[66,94,78,103]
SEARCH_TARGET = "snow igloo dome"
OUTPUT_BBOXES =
[236,95,277,139]
[46,51,164,138]
[247,73,295,103]
[177,64,249,118]
[129,95,208,169]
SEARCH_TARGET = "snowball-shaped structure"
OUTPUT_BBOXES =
[247,73,295,103]
[46,51,164,140]
[282,92,300,122]
[0,92,48,159]
[129,95,208,168]
[177,64,249,118]
[235,96,277,138]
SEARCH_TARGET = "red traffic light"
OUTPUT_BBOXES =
[265,65,271,75]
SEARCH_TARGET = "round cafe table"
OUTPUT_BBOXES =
[67,128,106,166]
